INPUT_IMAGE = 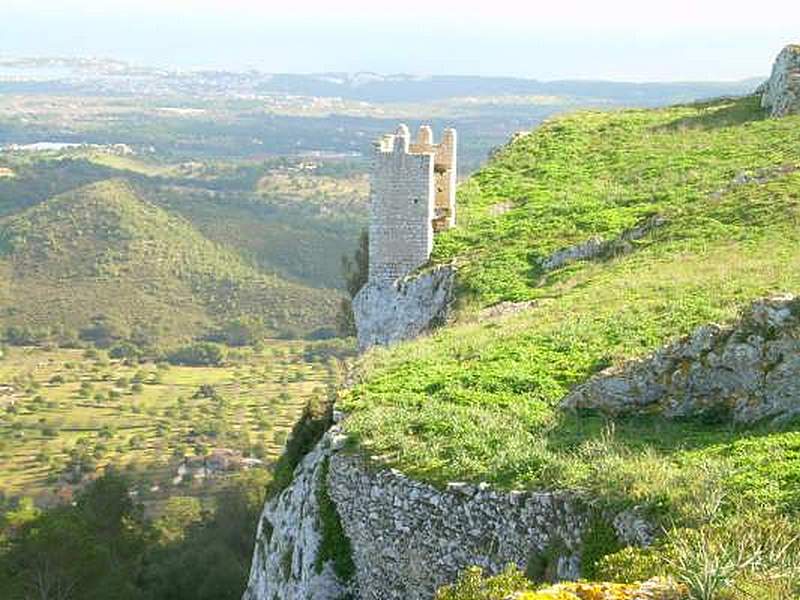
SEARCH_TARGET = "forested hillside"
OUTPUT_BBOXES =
[0,152,368,291]
[0,179,339,345]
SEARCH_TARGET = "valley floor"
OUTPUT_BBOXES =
[0,341,342,510]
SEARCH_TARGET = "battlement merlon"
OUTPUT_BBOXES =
[375,124,456,162]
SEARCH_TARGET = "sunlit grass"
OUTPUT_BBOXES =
[340,96,800,520]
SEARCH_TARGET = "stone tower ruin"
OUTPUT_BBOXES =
[368,124,457,284]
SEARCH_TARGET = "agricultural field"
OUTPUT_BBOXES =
[0,340,345,511]
[81,150,185,177]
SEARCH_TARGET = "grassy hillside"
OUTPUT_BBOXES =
[341,95,800,595]
[0,179,339,344]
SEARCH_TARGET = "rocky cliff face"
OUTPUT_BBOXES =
[562,295,800,423]
[761,45,800,117]
[242,430,353,600]
[352,265,455,350]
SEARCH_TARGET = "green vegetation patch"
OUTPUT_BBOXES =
[340,96,800,522]
[314,458,355,581]
[0,179,339,344]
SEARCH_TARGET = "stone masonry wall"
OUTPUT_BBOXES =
[409,126,457,232]
[369,125,435,284]
[368,124,456,285]
[242,424,654,600]
[327,452,588,600]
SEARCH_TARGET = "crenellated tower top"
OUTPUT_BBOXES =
[368,124,457,284]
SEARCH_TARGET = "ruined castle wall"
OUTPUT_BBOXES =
[408,126,457,232]
[368,127,435,284]
[433,128,457,231]
[244,424,655,600]
[356,125,459,349]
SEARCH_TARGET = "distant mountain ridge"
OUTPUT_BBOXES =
[256,73,762,104]
[0,56,761,104]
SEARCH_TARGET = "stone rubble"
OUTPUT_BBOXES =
[479,300,537,320]
[710,163,799,200]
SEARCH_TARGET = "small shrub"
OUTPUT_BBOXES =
[167,342,225,366]
[666,527,745,600]
[581,511,622,579]
[595,546,665,583]
[108,341,143,362]
[435,565,533,600]
[267,394,333,499]
[193,384,220,400]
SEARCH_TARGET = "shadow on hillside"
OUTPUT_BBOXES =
[656,95,768,132]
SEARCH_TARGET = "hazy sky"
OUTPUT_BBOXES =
[3,0,799,81]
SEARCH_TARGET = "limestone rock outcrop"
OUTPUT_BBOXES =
[562,295,800,423]
[353,265,455,350]
[540,215,667,272]
[760,45,800,117]
[241,433,353,600]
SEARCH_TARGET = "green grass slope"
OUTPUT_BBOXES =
[341,96,800,586]
[0,179,338,344]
